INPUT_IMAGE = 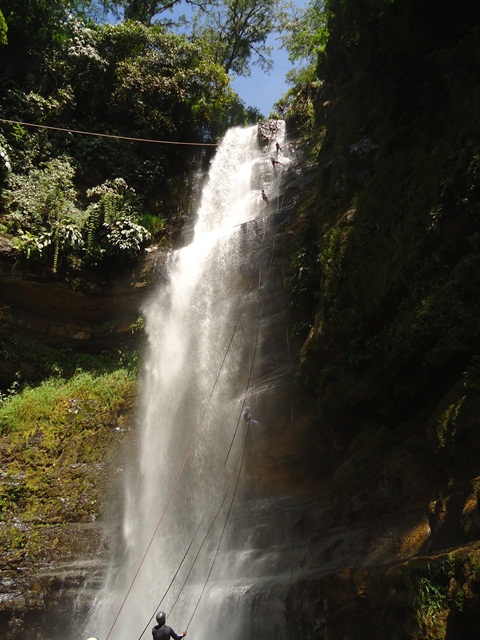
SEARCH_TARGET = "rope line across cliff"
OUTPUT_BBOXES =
[0,117,218,146]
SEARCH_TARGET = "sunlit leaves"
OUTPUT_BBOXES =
[103,22,237,138]
[83,177,150,264]
[103,218,151,261]
[192,0,280,76]
[3,157,79,229]
[279,0,328,68]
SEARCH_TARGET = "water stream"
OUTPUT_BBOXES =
[83,124,292,640]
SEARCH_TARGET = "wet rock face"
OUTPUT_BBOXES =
[0,248,164,387]
[224,149,480,639]
[0,521,106,640]
[0,412,135,640]
[0,554,102,640]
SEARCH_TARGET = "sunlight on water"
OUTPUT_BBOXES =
[83,123,286,640]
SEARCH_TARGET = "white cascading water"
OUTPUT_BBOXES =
[84,123,290,640]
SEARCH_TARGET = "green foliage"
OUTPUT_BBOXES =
[138,212,166,236]
[129,315,145,334]
[3,156,79,229]
[0,9,251,277]
[0,368,136,558]
[108,0,183,24]
[0,369,134,437]
[1,0,70,68]
[279,0,328,68]
[2,156,87,271]
[403,556,476,640]
[84,177,150,264]
[0,159,154,270]
[11,230,52,264]
[192,0,280,76]
[284,1,480,434]
[0,329,140,384]
[276,0,329,137]
[102,217,151,262]
[0,136,12,174]
[0,10,7,46]
[434,396,466,451]
[98,22,239,140]
[416,575,449,638]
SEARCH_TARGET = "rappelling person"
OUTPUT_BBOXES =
[243,406,259,427]
[152,611,187,640]
[261,189,270,206]
[270,154,284,169]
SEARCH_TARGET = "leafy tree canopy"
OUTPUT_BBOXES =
[192,0,282,76]
[280,0,327,66]
[98,0,283,77]
[0,0,285,274]
[99,0,190,24]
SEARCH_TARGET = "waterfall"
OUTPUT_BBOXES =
[83,123,291,640]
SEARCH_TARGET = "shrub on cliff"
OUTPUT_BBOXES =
[1,158,153,272]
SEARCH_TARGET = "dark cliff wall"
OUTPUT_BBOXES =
[273,2,480,637]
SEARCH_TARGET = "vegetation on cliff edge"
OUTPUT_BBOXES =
[280,1,480,636]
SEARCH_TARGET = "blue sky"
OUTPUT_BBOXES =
[226,0,311,117]
[229,33,296,117]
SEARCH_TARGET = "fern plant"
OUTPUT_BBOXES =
[84,178,149,265]
[4,156,85,272]
[52,221,84,273]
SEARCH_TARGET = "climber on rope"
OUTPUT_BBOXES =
[152,611,187,640]
[270,154,284,170]
[261,189,270,207]
[243,406,259,428]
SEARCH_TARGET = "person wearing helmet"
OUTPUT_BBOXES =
[152,611,187,640]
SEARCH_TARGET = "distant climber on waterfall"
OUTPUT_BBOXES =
[275,141,282,156]
[261,189,270,206]
[152,611,187,640]
[243,406,259,427]
[270,154,284,169]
